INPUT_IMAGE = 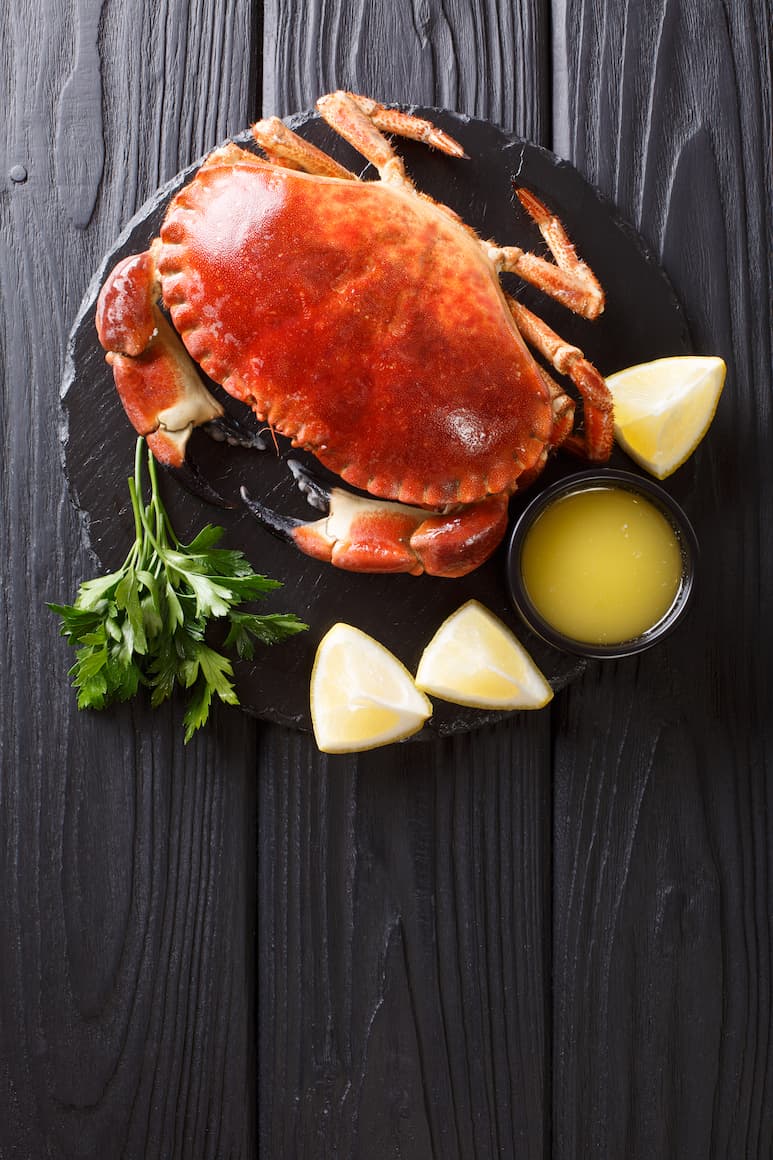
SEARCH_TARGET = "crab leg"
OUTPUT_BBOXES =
[251,117,357,179]
[511,366,577,490]
[488,189,605,320]
[332,93,468,157]
[507,296,614,461]
[242,462,510,578]
[538,365,576,449]
[315,91,465,187]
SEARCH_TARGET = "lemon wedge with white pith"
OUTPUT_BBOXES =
[415,600,553,710]
[310,623,432,753]
[606,355,725,479]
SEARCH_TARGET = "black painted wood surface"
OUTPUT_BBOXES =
[1,2,770,1159]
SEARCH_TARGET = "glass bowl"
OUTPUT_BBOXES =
[506,469,699,659]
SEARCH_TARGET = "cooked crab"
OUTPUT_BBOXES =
[96,91,613,577]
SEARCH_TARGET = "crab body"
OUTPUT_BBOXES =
[160,146,552,508]
[97,93,613,577]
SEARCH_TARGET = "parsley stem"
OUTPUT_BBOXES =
[131,437,145,546]
[50,434,307,740]
[129,454,192,587]
[147,449,181,549]
[133,488,168,563]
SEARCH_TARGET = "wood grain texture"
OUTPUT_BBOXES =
[551,0,773,1155]
[1,2,258,1157]
[263,0,550,138]
[256,4,555,1155]
[55,0,106,228]
[257,722,551,1159]
[2,0,770,1157]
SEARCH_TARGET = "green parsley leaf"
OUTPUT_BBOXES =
[49,437,308,740]
[224,610,309,660]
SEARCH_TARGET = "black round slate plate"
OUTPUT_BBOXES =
[61,108,691,736]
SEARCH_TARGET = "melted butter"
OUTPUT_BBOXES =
[520,486,683,645]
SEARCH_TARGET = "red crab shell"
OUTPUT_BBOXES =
[155,143,553,510]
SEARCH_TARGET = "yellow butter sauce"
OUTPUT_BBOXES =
[520,486,683,645]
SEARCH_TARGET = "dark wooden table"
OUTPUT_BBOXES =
[2,1,771,1157]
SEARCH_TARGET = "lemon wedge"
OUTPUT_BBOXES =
[414,600,553,710]
[606,355,725,479]
[310,623,432,753]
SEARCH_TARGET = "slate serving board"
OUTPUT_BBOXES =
[61,108,690,734]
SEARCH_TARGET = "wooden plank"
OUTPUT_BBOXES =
[257,3,553,1156]
[0,2,260,1157]
[551,0,773,1155]
[262,0,550,140]
[257,722,552,1159]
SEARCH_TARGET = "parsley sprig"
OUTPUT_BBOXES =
[50,437,307,741]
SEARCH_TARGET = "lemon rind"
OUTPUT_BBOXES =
[414,600,554,711]
[607,356,726,480]
[413,682,553,711]
[310,622,432,753]
[312,712,429,754]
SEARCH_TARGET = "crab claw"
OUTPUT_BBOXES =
[97,251,224,462]
[169,409,270,507]
[241,462,510,578]
[205,413,268,453]
[102,311,223,465]
[240,487,304,540]
[97,250,265,506]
